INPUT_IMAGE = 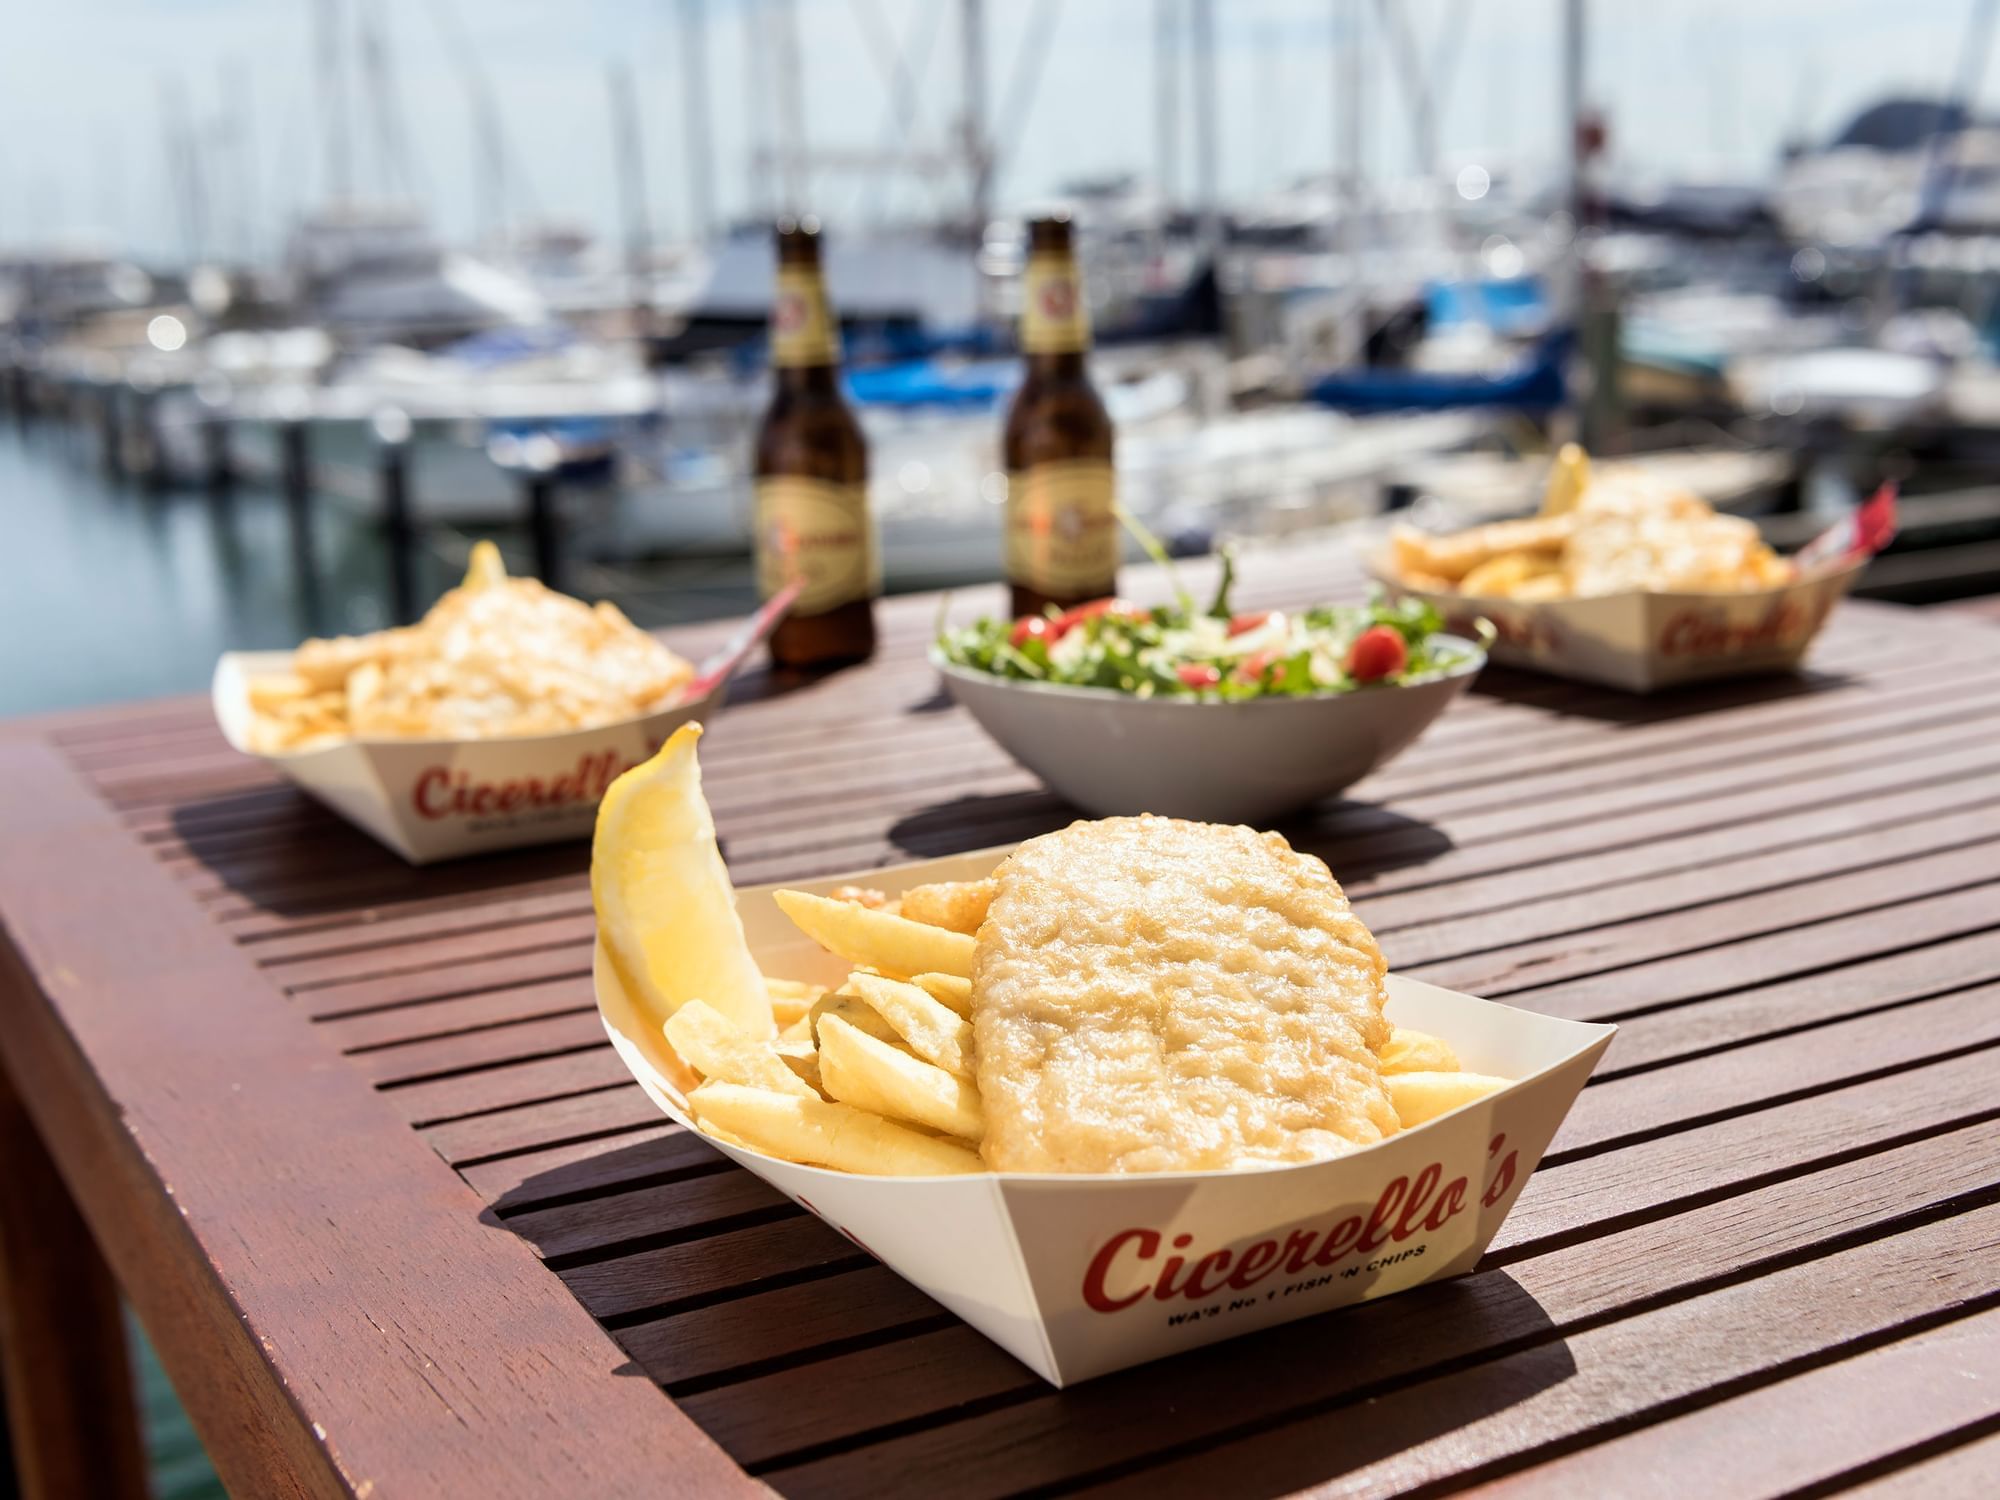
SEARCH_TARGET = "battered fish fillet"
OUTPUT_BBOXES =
[972,817,1398,1173]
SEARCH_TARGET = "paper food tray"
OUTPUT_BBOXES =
[214,655,725,864]
[213,585,793,864]
[597,845,1615,1387]
[1371,485,1896,693]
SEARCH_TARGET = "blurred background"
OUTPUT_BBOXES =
[8,1,2000,717]
[6,2,2000,1492]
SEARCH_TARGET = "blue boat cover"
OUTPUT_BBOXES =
[844,357,1021,410]
[1308,330,1572,414]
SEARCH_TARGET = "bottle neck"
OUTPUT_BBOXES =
[1019,251,1091,358]
[771,263,843,371]
[772,362,843,396]
[1021,349,1088,382]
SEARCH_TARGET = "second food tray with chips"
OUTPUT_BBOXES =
[214,543,782,862]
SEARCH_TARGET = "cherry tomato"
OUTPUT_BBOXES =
[1176,663,1222,689]
[1345,624,1409,683]
[1227,611,1272,638]
[1234,648,1277,683]
[1051,597,1142,640]
[1009,615,1053,649]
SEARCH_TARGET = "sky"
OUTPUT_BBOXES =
[0,0,1982,265]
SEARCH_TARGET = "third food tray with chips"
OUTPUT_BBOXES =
[1375,445,1898,691]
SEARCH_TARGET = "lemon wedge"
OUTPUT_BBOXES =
[592,723,775,1040]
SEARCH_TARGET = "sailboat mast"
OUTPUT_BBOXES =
[1156,0,1179,214]
[1339,0,1365,237]
[773,0,806,215]
[608,61,654,314]
[222,59,254,261]
[1563,0,1585,231]
[960,0,991,239]
[679,0,715,243]
[1191,0,1220,254]
[316,0,353,204]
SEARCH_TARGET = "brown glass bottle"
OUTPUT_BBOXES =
[753,217,878,668]
[1003,213,1118,620]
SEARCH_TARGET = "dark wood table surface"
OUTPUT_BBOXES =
[5,542,2000,1500]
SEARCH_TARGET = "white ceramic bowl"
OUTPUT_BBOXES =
[932,637,1485,825]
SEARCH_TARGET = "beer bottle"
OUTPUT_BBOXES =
[754,217,878,668]
[1003,213,1117,619]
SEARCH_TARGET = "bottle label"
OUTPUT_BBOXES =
[1006,460,1119,596]
[1020,253,1091,355]
[771,266,841,367]
[754,476,877,613]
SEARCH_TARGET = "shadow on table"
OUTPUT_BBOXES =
[1470,662,1856,725]
[479,1127,1569,1490]
[168,785,589,919]
[887,789,1074,858]
[1023,1271,1574,1498]
[888,793,1455,880]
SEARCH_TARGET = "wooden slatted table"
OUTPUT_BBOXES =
[5,542,2000,1499]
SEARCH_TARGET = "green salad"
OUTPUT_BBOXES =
[937,558,1475,702]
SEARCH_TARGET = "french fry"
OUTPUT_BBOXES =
[246,672,312,713]
[663,1000,815,1099]
[690,1081,984,1175]
[773,1035,825,1095]
[774,889,976,979]
[817,1013,984,1140]
[462,538,509,589]
[1459,552,1558,599]
[911,972,973,1018]
[848,972,974,1077]
[811,990,905,1048]
[779,1011,815,1044]
[897,879,996,936]
[765,977,823,1030]
[1541,441,1591,516]
[696,1119,760,1152]
[1384,1071,1510,1128]
[1380,1027,1461,1076]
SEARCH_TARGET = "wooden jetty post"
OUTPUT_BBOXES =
[279,414,323,630]
[517,435,563,592]
[528,468,561,592]
[373,408,418,624]
[131,381,168,494]
[98,385,127,481]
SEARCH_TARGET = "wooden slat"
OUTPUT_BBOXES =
[380,1049,635,1128]
[1593,926,2000,1078]
[316,975,594,1055]
[1841,1429,2000,1497]
[1466,1304,2000,1499]
[1406,830,2000,996]
[349,1009,608,1087]
[1499,880,2000,1023]
[421,1086,665,1167]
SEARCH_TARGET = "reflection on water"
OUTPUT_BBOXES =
[0,423,769,717]
[0,423,432,716]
